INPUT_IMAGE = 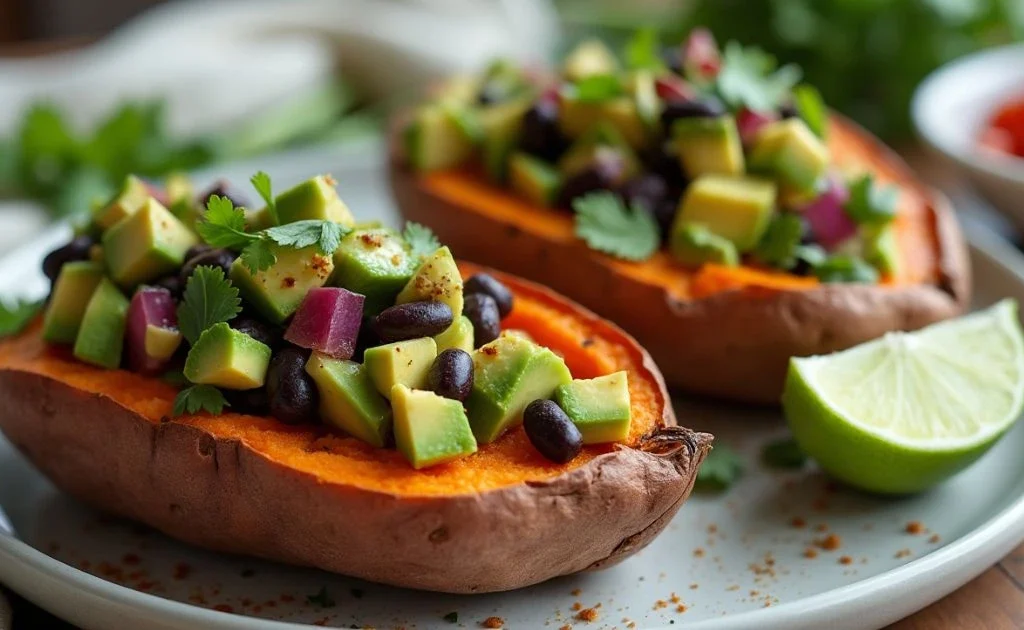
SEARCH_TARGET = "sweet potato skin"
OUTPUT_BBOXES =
[0,268,712,593]
[389,116,971,404]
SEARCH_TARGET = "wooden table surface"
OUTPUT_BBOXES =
[1,38,1023,630]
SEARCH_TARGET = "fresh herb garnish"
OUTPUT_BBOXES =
[250,171,279,226]
[813,254,879,284]
[403,221,441,260]
[176,266,242,345]
[755,213,804,269]
[443,611,459,623]
[624,28,665,71]
[845,174,898,225]
[694,444,744,492]
[573,192,660,261]
[306,587,336,608]
[716,41,801,112]
[172,384,229,416]
[0,298,44,338]
[264,220,346,255]
[196,195,255,250]
[761,438,808,469]
[793,84,827,139]
[571,74,625,103]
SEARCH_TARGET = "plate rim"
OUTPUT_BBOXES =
[2,220,1024,630]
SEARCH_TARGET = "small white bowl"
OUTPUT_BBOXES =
[912,44,1024,229]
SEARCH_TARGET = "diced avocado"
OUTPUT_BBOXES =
[391,384,477,469]
[229,244,335,325]
[434,315,474,353]
[465,334,572,443]
[275,175,355,227]
[508,153,562,207]
[164,173,193,205]
[479,99,531,182]
[675,175,777,252]
[183,322,271,390]
[562,39,619,81]
[863,224,899,275]
[92,175,149,231]
[363,337,438,400]
[42,261,106,343]
[557,123,640,179]
[395,246,464,318]
[244,206,273,232]
[673,116,745,177]
[627,71,661,132]
[404,104,477,171]
[559,96,647,149]
[103,197,198,289]
[670,223,739,268]
[331,228,416,315]
[145,325,183,361]
[749,119,830,193]
[304,353,392,447]
[72,278,129,369]
[554,371,631,444]
[432,74,481,106]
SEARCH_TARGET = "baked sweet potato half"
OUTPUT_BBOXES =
[0,263,710,593]
[388,35,971,404]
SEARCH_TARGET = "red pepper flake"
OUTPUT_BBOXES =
[560,625,572,630]
[482,616,505,628]
[895,549,912,559]
[790,517,806,529]
[122,553,141,566]
[570,588,582,596]
[653,600,668,610]
[213,604,234,613]
[689,583,699,590]
[707,524,718,534]
[803,547,818,559]
[928,534,941,544]
[571,602,582,611]
[173,563,192,580]
[282,277,296,289]
[675,604,688,613]
[815,534,842,551]
[693,547,705,557]
[669,592,681,604]
[482,346,498,356]
[905,521,925,535]
[576,607,599,622]
[838,555,853,565]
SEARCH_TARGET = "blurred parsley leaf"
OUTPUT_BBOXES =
[793,84,828,138]
[755,213,804,269]
[172,385,228,416]
[813,254,879,284]
[716,41,801,111]
[0,298,44,338]
[846,174,898,225]
[250,171,279,225]
[694,443,744,492]
[239,239,277,274]
[571,74,625,103]
[573,192,660,261]
[761,438,808,469]
[403,222,441,260]
[196,195,256,250]
[624,28,665,71]
[264,220,347,255]
[176,266,241,345]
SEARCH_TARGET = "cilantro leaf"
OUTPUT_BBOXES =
[197,195,259,250]
[624,28,665,71]
[0,298,44,338]
[306,587,336,608]
[177,265,242,344]
[239,239,277,274]
[755,213,804,269]
[172,385,228,416]
[793,84,828,139]
[845,174,898,225]
[573,192,659,261]
[716,41,801,112]
[250,171,279,226]
[813,254,879,284]
[694,443,744,492]
[570,75,625,103]
[403,222,441,260]
[761,438,808,470]
[264,220,347,255]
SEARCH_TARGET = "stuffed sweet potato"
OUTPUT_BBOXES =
[388,32,971,404]
[0,173,710,593]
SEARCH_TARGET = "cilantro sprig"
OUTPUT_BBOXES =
[845,174,898,225]
[570,75,625,103]
[573,192,660,262]
[176,265,242,345]
[694,443,744,492]
[716,41,801,112]
[250,171,279,226]
[403,221,441,260]
[0,298,44,338]
[624,28,665,72]
[761,438,808,470]
[172,384,229,417]
[755,213,804,269]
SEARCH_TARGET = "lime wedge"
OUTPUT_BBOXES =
[782,299,1024,494]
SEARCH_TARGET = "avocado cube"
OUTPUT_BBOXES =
[434,315,474,354]
[479,99,531,182]
[627,71,661,132]
[675,175,777,252]
[404,104,476,172]
[275,175,355,227]
[748,119,830,193]
[554,371,632,444]
[391,385,477,469]
[304,353,392,447]
[363,337,438,400]
[508,153,562,207]
[863,224,899,275]
[465,334,572,443]
[670,223,739,269]
[331,228,416,315]
[42,261,106,343]
[183,323,271,390]
[102,197,198,289]
[72,278,129,369]
[92,175,149,231]
[562,39,619,81]
[395,246,464,319]
[673,116,745,178]
[229,244,335,325]
[559,95,647,149]
[145,325,183,361]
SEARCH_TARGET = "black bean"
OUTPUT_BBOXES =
[463,293,501,348]
[620,173,668,213]
[556,151,628,210]
[464,274,514,319]
[651,197,681,242]
[779,103,800,119]
[519,100,567,162]
[427,349,475,402]
[154,275,184,299]
[179,248,237,284]
[373,301,454,343]
[196,179,250,210]
[223,387,270,415]
[266,346,319,425]
[523,399,583,463]
[42,235,95,283]
[352,321,381,362]
[231,316,283,349]
[660,97,726,131]
[184,243,213,262]
[641,142,689,190]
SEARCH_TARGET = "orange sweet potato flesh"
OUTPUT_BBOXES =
[0,264,712,593]
[390,115,971,404]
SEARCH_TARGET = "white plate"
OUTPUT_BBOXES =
[2,148,1024,630]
